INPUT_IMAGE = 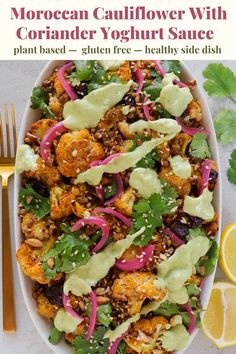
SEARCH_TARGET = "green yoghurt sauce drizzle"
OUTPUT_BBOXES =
[75,119,181,185]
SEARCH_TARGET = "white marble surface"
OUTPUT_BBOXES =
[0,60,236,354]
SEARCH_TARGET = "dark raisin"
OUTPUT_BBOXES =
[120,94,136,107]
[208,170,218,191]
[188,216,203,228]
[73,82,88,99]
[44,286,63,306]
[170,220,190,238]
[30,181,49,197]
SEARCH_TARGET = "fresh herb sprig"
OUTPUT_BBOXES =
[42,224,92,279]
[30,87,55,118]
[227,149,236,184]
[19,184,50,219]
[72,326,109,354]
[203,63,236,184]
[132,183,177,246]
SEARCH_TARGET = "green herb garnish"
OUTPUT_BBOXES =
[203,63,236,103]
[19,184,50,219]
[189,133,211,159]
[227,149,236,184]
[72,326,109,354]
[30,87,55,118]
[214,110,236,144]
[196,240,219,276]
[86,304,112,327]
[49,325,63,345]
[42,224,91,279]
[132,183,177,246]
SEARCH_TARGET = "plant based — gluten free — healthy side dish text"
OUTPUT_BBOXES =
[15,60,219,354]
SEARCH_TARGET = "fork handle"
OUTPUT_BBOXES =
[2,185,16,332]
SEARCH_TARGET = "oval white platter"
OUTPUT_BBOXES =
[14,60,222,354]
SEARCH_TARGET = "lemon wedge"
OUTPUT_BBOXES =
[202,282,236,348]
[219,221,236,282]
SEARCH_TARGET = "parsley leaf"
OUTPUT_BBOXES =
[186,227,207,241]
[72,326,109,354]
[132,183,177,246]
[18,184,50,219]
[214,110,236,144]
[42,224,91,279]
[86,304,112,327]
[228,149,236,184]
[189,133,211,159]
[203,63,236,102]
[30,87,55,118]
[196,241,219,276]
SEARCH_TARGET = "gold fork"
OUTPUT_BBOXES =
[0,104,17,332]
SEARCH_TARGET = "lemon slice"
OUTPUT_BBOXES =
[202,282,236,348]
[219,221,236,282]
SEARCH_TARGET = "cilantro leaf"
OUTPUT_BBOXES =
[228,149,236,184]
[86,304,112,327]
[70,61,122,93]
[189,133,211,159]
[214,110,236,144]
[72,326,109,354]
[73,60,95,82]
[161,60,181,76]
[132,183,177,246]
[155,300,202,328]
[117,340,126,354]
[203,63,236,102]
[196,241,219,276]
[186,227,207,241]
[186,283,201,297]
[143,79,163,101]
[42,224,91,279]
[128,135,160,168]
[30,87,55,118]
[18,184,50,219]
[104,179,117,199]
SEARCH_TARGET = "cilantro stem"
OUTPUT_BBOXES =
[229,96,236,105]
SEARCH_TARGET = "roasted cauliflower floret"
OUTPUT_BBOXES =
[29,119,57,141]
[49,96,62,116]
[170,133,192,156]
[50,184,88,219]
[159,166,191,197]
[187,99,202,121]
[115,61,132,81]
[16,243,51,284]
[21,212,57,240]
[56,129,105,177]
[133,316,168,337]
[114,188,136,216]
[64,324,85,343]
[112,272,167,315]
[25,157,62,187]
[37,293,58,320]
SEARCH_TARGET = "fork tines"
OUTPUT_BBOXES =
[0,104,17,158]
